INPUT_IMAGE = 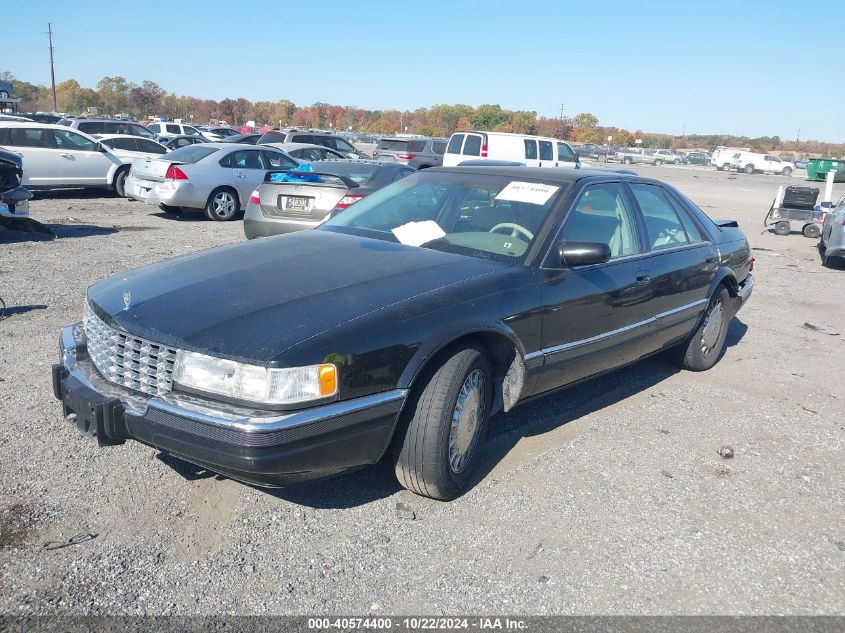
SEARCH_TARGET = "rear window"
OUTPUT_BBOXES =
[311,161,381,185]
[408,140,427,152]
[377,139,408,151]
[432,141,446,155]
[447,134,464,154]
[77,121,105,134]
[257,131,285,144]
[165,145,219,164]
[462,135,482,156]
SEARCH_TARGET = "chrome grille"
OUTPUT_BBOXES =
[84,304,177,396]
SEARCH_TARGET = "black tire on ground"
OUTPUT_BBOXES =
[722,163,731,172]
[654,159,663,166]
[782,167,793,176]
[670,286,732,372]
[802,223,821,239]
[393,345,492,500]
[744,164,755,174]
[623,157,632,164]
[159,204,183,214]
[674,159,681,164]
[113,168,129,198]
[774,221,791,236]
[204,187,239,221]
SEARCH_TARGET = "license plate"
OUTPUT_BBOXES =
[283,196,308,210]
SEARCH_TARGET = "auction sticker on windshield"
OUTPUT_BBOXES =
[495,181,559,205]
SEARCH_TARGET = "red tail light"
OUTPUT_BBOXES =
[481,144,488,158]
[749,256,755,271]
[164,165,188,180]
[248,190,260,205]
[333,193,366,210]
[841,217,845,226]
[395,153,416,160]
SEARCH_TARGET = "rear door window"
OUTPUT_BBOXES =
[539,141,553,161]
[447,134,464,154]
[432,141,446,155]
[524,140,538,160]
[148,124,160,133]
[334,138,356,153]
[408,140,427,153]
[462,134,482,156]
[77,121,104,135]
[106,137,136,151]
[10,127,54,148]
[135,139,167,154]
[230,150,265,169]
[166,124,180,134]
[629,183,695,250]
[262,150,297,169]
[292,134,314,144]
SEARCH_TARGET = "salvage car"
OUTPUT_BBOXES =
[125,143,298,220]
[0,147,31,220]
[243,160,415,238]
[96,135,169,197]
[53,166,753,500]
[820,193,845,267]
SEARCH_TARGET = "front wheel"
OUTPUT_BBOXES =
[774,221,791,236]
[673,158,681,165]
[654,159,663,166]
[802,223,821,239]
[670,286,731,371]
[393,346,492,500]
[722,163,732,172]
[623,157,632,164]
[782,167,793,176]
[744,164,755,174]
[113,168,129,197]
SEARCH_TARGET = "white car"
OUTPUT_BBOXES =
[443,131,581,168]
[733,151,796,176]
[200,126,241,141]
[0,122,123,191]
[147,122,205,139]
[95,135,170,196]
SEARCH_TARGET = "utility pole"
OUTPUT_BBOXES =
[559,104,565,137]
[797,128,800,142]
[48,23,57,112]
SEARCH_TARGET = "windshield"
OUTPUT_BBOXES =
[320,171,567,263]
[165,145,219,164]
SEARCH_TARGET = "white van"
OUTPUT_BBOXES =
[442,131,580,168]
[711,146,750,171]
[733,151,795,176]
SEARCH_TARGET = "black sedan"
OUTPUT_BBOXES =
[683,152,712,166]
[158,135,210,150]
[53,166,753,500]
[221,133,262,144]
[243,160,416,238]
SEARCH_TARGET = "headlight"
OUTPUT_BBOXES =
[173,350,337,406]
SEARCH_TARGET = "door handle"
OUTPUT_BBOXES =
[61,154,73,159]
[635,271,651,285]
[235,173,245,178]
[705,254,716,263]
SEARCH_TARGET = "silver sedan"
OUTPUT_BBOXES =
[820,194,845,267]
[125,143,299,220]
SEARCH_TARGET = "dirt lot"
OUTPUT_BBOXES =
[1,165,843,615]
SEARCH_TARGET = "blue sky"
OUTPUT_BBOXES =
[4,0,843,141]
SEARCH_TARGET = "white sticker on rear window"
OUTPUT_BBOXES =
[495,181,559,205]
[391,220,446,247]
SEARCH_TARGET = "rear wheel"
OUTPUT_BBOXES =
[670,286,731,371]
[802,223,821,239]
[654,159,663,166]
[393,345,492,500]
[205,188,239,221]
[623,157,632,164]
[774,221,791,236]
[673,158,681,165]
[782,167,793,176]
[113,168,129,198]
[722,163,732,172]
[744,164,755,174]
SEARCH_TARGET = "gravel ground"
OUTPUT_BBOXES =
[0,165,843,616]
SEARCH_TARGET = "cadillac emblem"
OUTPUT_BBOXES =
[122,290,131,311]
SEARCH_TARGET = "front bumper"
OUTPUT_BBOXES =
[52,324,407,486]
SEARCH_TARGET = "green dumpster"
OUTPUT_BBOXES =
[806,158,845,182]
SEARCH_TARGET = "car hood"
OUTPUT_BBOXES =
[88,230,505,364]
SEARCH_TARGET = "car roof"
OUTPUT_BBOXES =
[428,165,657,184]
[97,134,163,142]
[0,122,68,129]
[264,142,337,151]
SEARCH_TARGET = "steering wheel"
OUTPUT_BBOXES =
[489,223,534,241]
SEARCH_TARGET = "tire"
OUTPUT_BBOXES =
[623,157,632,164]
[744,164,755,174]
[204,188,239,221]
[782,167,793,176]
[722,163,732,172]
[670,286,731,372]
[159,204,183,214]
[673,159,681,165]
[654,159,663,166]
[802,223,821,239]
[774,221,791,236]
[113,168,129,198]
[393,345,492,500]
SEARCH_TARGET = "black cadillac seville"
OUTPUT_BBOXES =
[53,166,753,500]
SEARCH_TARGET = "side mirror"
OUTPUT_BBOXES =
[95,142,106,152]
[558,240,612,267]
